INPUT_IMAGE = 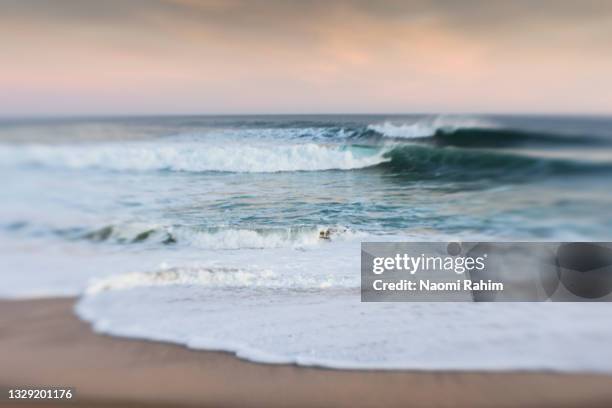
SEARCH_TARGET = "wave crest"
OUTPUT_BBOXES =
[367,116,497,139]
[381,144,612,180]
[0,142,388,173]
[49,223,359,249]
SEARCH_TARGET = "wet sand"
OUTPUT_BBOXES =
[1,298,612,407]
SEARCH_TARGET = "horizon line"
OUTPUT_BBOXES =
[2,111,612,122]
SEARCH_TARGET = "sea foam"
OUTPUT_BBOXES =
[368,116,497,139]
[0,142,388,173]
[76,280,612,372]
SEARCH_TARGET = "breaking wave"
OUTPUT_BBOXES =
[365,117,609,148]
[2,116,610,180]
[367,116,498,139]
[2,140,609,181]
[0,142,388,173]
[30,223,360,249]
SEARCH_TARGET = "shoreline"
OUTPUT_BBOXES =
[2,298,612,407]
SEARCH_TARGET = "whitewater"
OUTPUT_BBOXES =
[2,114,612,372]
[0,141,390,173]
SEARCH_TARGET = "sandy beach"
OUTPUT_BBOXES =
[0,299,611,408]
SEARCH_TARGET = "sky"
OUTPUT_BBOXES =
[1,0,612,116]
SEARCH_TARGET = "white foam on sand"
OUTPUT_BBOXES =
[72,234,612,373]
[76,282,612,372]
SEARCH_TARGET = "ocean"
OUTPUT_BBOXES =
[2,114,612,371]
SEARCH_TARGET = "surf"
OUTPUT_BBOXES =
[0,141,389,173]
